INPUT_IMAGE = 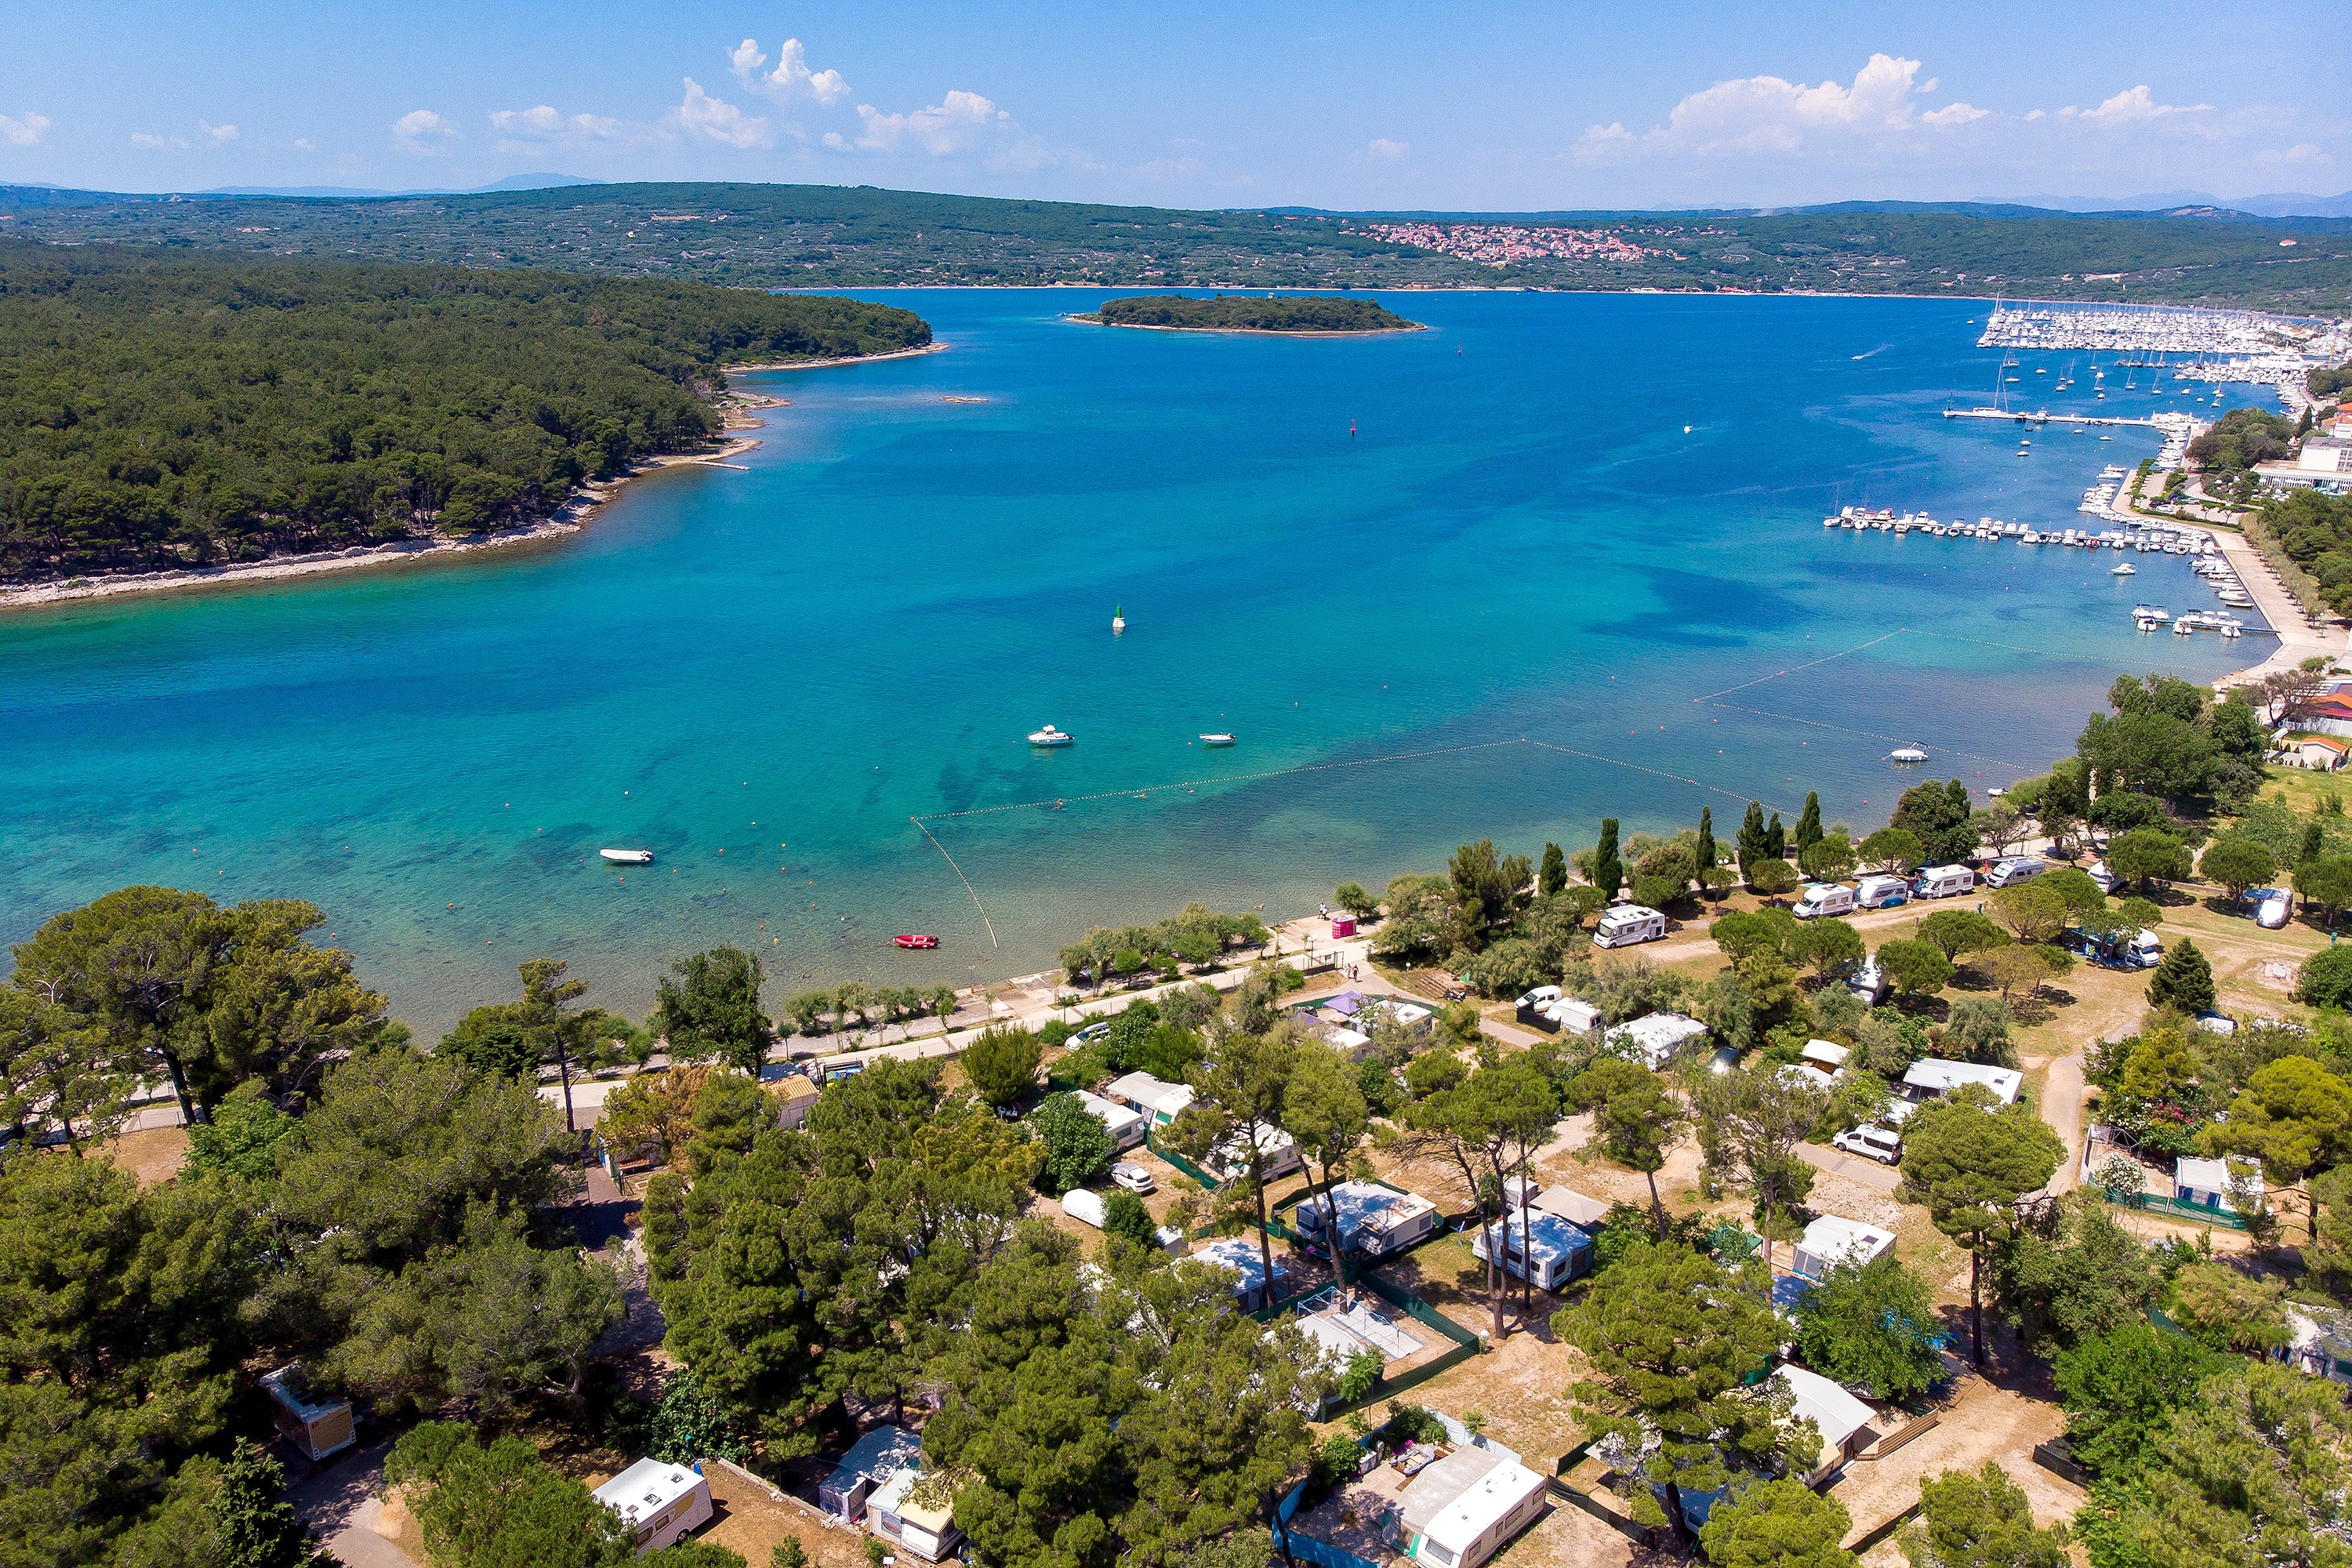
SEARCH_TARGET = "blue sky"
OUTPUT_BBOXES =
[2,1,2343,208]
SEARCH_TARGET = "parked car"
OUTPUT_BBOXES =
[2246,887,2291,930]
[1832,1125,1903,1165]
[1109,1161,1156,1194]
[2195,1011,2238,1036]
[1075,1022,1111,1044]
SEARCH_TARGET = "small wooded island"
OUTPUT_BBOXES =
[1083,292,1422,333]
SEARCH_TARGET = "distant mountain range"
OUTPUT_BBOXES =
[2003,191,2352,220]
[2,178,2347,313]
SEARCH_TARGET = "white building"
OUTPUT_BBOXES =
[1771,1365,1879,1486]
[1901,1058,2023,1105]
[1605,1012,1709,1068]
[1802,1040,1851,1073]
[1470,1209,1595,1290]
[866,1465,965,1563]
[2175,1155,2262,1213]
[1069,1089,1147,1150]
[593,1459,714,1556]
[1396,1450,1549,1568]
[1791,1215,1897,1281]
[818,1426,924,1521]
[1293,1180,1442,1258]
[1191,1235,1290,1310]
[260,1364,356,1462]
[1105,1072,1194,1126]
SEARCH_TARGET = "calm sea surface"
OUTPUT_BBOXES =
[0,291,2263,1033]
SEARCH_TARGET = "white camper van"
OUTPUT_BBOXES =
[1911,865,1975,899]
[1984,857,2046,888]
[1853,874,1910,909]
[1593,905,1667,949]
[1792,883,1857,920]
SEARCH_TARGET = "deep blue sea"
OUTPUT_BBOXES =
[0,291,2265,1033]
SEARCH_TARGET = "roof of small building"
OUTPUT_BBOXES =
[1532,1187,1613,1228]
[1902,1058,2022,1103]
[1414,1454,1548,1555]
[1796,1214,1896,1270]
[2174,1156,2249,1194]
[1607,1012,1708,1066]
[868,1466,956,1534]
[593,1458,705,1526]
[1479,1208,1593,1264]
[1105,1072,1193,1117]
[1191,1235,1288,1290]
[822,1426,924,1491]
[1802,1040,1852,1068]
[1300,1180,1436,1236]
[1071,1090,1145,1127]
[1772,1364,1877,1454]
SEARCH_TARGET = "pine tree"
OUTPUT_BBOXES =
[2301,822,2325,867]
[1766,812,1787,860]
[1594,820,1623,899]
[1736,801,1768,875]
[1538,841,1567,897]
[1694,810,1716,880]
[209,1440,317,1568]
[1795,792,1823,855]
[2146,938,2217,1014]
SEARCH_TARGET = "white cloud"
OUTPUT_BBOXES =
[131,132,187,151]
[849,89,1004,154]
[199,120,238,144]
[678,78,770,148]
[293,136,316,151]
[1,111,52,147]
[2070,85,2211,124]
[1577,53,1990,162]
[392,109,461,152]
[491,104,564,134]
[731,36,850,107]
[1368,137,1408,158]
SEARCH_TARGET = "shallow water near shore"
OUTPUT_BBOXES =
[0,290,2261,1033]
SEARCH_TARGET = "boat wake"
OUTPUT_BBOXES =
[1851,343,1893,361]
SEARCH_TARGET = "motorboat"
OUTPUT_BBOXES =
[1027,724,1074,746]
[600,848,653,865]
[1199,733,1236,746]
[2132,605,2169,622]
[2111,563,2136,575]
[1889,746,1929,764]
[892,934,940,949]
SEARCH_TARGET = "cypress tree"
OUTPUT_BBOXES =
[1595,819,1623,899]
[1766,812,1787,861]
[2301,822,2325,867]
[1539,841,1567,897]
[1737,801,1768,874]
[1945,779,1972,823]
[1695,809,1716,877]
[2146,938,2217,1014]
[1795,793,1823,855]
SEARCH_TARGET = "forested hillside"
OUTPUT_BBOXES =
[4,181,2350,310]
[0,245,928,581]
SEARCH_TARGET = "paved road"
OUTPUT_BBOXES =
[1796,1142,1902,1193]
[285,1435,419,1568]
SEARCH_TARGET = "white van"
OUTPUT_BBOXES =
[1593,905,1668,949]
[1853,874,1910,909]
[1792,883,1857,920]
[1984,857,2046,888]
[1832,1124,1903,1165]
[1912,865,1975,899]
[2125,927,2163,968]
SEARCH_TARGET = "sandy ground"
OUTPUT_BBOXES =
[98,1125,190,1185]
[1836,1350,2079,1557]
[696,1461,878,1568]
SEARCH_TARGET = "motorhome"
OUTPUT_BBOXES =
[1984,857,2047,888]
[1912,865,1975,899]
[1853,874,1910,909]
[1592,905,1667,949]
[1792,883,1856,920]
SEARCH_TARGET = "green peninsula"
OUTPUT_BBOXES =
[1090,292,1420,333]
[0,245,929,583]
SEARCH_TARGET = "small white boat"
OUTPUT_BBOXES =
[2111,563,2136,575]
[1027,724,1074,747]
[1198,732,1236,746]
[1889,746,1929,764]
[600,848,653,865]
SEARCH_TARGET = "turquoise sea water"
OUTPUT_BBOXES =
[0,291,2263,1033]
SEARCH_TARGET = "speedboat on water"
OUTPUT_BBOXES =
[600,848,653,865]
[2111,563,2136,575]
[1889,747,1929,764]
[1199,733,1236,746]
[1027,724,1074,747]
[892,934,940,949]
